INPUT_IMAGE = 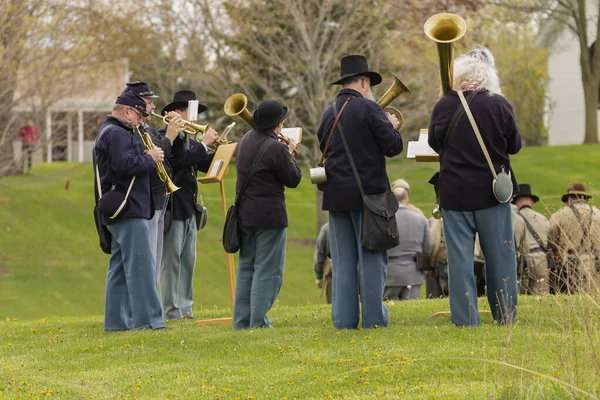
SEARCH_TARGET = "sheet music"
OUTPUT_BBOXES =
[407,132,437,159]
[208,160,223,177]
[280,127,302,143]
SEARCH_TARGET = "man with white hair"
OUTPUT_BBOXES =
[428,45,522,326]
[391,179,424,216]
[384,186,432,300]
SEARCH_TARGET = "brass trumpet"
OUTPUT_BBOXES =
[151,111,210,141]
[135,126,180,194]
[224,93,298,156]
[377,74,411,130]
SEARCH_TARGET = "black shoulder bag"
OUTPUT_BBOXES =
[517,211,556,271]
[332,102,399,252]
[222,138,273,253]
[92,125,114,255]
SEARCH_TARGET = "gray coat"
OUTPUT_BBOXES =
[386,206,433,286]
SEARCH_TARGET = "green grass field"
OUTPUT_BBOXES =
[1,145,600,319]
[1,144,600,398]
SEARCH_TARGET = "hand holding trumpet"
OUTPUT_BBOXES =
[165,111,183,141]
[386,112,400,130]
[202,128,220,147]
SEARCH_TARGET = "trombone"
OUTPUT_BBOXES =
[151,111,210,142]
[224,93,298,156]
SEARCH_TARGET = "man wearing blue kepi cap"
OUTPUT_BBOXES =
[93,89,167,331]
[124,81,178,281]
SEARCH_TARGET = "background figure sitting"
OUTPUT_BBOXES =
[314,223,332,304]
[19,119,38,174]
[384,186,433,300]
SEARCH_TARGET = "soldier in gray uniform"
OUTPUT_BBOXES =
[512,184,551,295]
[384,187,433,300]
[313,223,332,304]
[548,183,600,293]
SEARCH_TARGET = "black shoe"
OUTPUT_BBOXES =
[153,326,172,331]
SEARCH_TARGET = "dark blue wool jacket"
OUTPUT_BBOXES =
[316,89,403,211]
[94,116,156,224]
[235,130,302,229]
[164,132,214,221]
[428,90,522,211]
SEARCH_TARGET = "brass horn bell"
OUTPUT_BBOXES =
[224,93,255,128]
[377,74,411,130]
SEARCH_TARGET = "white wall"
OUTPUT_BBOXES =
[547,29,588,145]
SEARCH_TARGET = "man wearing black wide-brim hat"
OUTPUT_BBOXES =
[232,99,301,330]
[158,89,219,321]
[512,184,551,295]
[94,89,167,331]
[315,55,403,330]
[548,183,600,293]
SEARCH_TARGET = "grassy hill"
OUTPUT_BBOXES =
[1,144,600,319]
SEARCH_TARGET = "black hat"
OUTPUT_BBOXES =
[512,184,539,203]
[330,55,382,86]
[252,99,289,130]
[561,182,592,203]
[115,91,148,117]
[161,90,207,116]
[124,81,158,99]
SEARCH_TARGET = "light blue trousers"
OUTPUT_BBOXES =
[329,211,389,330]
[233,227,286,330]
[105,218,165,331]
[160,216,196,320]
[443,203,518,326]
[148,199,168,281]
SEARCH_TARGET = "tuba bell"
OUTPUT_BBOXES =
[377,74,411,130]
[424,12,467,219]
[424,12,467,96]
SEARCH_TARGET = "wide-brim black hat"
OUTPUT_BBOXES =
[252,99,289,130]
[330,55,382,86]
[512,184,539,203]
[161,90,207,116]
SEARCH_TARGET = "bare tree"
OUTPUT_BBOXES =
[491,0,600,144]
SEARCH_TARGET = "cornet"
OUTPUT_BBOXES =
[151,111,210,141]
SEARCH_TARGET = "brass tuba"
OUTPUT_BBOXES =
[224,93,298,156]
[135,126,180,194]
[424,12,467,96]
[377,74,411,129]
[424,12,467,219]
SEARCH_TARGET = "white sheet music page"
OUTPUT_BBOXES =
[280,127,302,143]
[407,130,438,158]
[208,160,223,177]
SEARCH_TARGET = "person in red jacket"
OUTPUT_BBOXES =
[19,119,38,173]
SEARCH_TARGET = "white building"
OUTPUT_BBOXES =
[541,3,599,145]
[11,59,129,163]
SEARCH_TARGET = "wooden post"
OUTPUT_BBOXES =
[195,143,238,326]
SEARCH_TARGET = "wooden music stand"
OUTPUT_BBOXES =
[195,143,238,326]
[408,129,439,163]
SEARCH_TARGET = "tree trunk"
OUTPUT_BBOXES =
[582,77,600,144]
